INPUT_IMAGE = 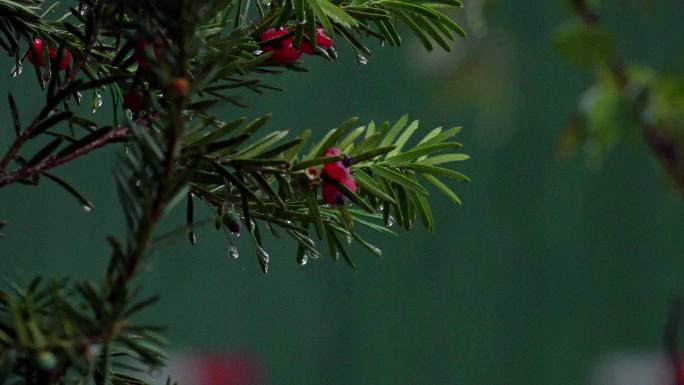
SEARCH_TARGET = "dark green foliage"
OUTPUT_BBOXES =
[0,0,469,383]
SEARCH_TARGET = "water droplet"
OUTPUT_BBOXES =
[298,253,308,266]
[355,53,368,65]
[75,91,83,105]
[189,232,197,245]
[253,49,263,55]
[346,235,352,245]
[248,219,256,232]
[380,40,386,47]
[228,245,239,259]
[257,246,270,264]
[79,3,89,16]
[386,215,395,227]
[10,63,22,78]
[91,90,103,114]
[82,204,93,213]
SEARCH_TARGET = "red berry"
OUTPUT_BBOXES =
[340,176,357,193]
[301,28,334,55]
[168,77,190,97]
[324,160,348,181]
[323,147,349,181]
[49,47,72,70]
[26,38,45,66]
[123,89,142,113]
[260,28,302,63]
[322,183,342,205]
[26,39,71,69]
[322,177,356,206]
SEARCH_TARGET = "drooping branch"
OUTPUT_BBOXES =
[0,126,129,187]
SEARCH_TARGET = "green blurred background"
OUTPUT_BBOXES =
[3,1,684,384]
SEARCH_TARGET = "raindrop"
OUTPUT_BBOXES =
[248,219,256,232]
[298,252,309,266]
[253,49,263,55]
[346,235,352,245]
[355,53,368,65]
[257,246,270,264]
[189,232,197,245]
[10,63,22,78]
[228,245,239,259]
[380,40,386,47]
[386,215,395,227]
[91,89,103,114]
[79,3,89,16]
[82,204,93,213]
[75,91,83,105]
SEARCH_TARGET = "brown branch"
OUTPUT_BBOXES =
[0,126,129,187]
[0,123,37,171]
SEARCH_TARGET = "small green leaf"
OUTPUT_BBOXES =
[421,174,461,204]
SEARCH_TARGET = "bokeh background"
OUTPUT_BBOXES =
[3,1,684,384]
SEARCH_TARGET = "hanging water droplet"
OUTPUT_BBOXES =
[346,235,352,245]
[386,215,395,227]
[380,40,386,47]
[298,252,309,266]
[10,63,22,78]
[75,91,83,105]
[189,232,197,245]
[79,3,89,16]
[253,49,263,55]
[257,246,270,264]
[355,53,368,65]
[82,204,93,213]
[228,245,239,259]
[248,219,256,232]
[91,89,103,114]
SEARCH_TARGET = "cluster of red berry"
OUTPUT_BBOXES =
[26,38,72,70]
[259,27,333,63]
[321,147,357,206]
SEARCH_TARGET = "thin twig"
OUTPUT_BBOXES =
[0,126,129,187]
